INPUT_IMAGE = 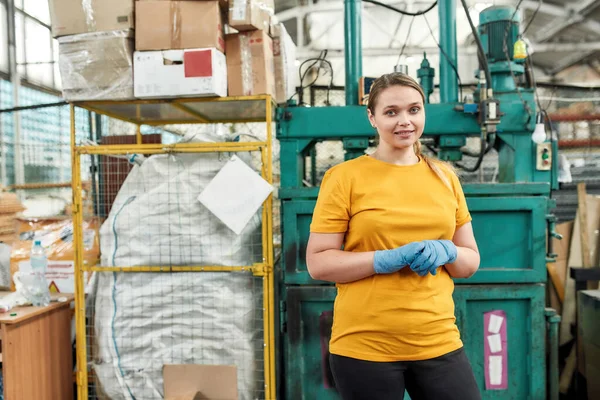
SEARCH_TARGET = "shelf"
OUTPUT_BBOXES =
[72,95,275,126]
[558,139,600,148]
[549,113,600,122]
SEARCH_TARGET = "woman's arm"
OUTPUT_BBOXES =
[306,232,377,283]
[446,222,480,278]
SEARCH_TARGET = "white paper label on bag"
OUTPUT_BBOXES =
[488,314,504,334]
[489,356,503,385]
[198,155,273,235]
[487,334,502,353]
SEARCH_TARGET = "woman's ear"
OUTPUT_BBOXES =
[367,109,376,129]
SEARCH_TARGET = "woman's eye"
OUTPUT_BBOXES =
[385,110,396,116]
[410,107,421,113]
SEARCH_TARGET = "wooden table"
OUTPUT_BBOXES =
[0,292,74,400]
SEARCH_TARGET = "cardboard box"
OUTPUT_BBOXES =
[163,365,238,400]
[10,218,100,292]
[48,0,134,38]
[226,30,275,97]
[58,30,134,101]
[134,48,227,98]
[229,0,273,31]
[137,0,229,11]
[547,220,573,314]
[136,1,225,52]
[271,23,297,104]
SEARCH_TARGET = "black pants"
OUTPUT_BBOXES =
[330,348,481,400]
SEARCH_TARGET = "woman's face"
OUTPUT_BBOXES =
[368,85,425,151]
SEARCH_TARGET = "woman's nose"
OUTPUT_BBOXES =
[396,114,410,126]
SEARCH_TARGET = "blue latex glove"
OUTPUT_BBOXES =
[373,242,425,274]
[409,240,458,276]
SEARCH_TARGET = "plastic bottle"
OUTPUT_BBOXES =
[28,240,51,306]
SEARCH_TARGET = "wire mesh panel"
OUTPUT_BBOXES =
[85,271,266,400]
[71,98,275,400]
[0,81,91,189]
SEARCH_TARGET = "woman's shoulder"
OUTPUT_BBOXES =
[323,156,369,178]
[429,158,459,179]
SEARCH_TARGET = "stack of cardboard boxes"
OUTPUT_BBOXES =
[49,0,296,103]
[0,192,24,245]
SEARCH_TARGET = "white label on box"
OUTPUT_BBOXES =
[232,0,247,20]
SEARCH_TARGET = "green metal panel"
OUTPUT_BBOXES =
[463,183,550,197]
[283,287,411,400]
[282,195,549,285]
[279,139,315,188]
[282,200,331,285]
[283,287,338,399]
[344,0,362,106]
[545,308,560,400]
[453,284,547,400]
[283,285,546,400]
[276,101,535,139]
[456,196,548,284]
[438,0,458,103]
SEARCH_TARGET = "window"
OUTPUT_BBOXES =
[5,0,59,90]
[0,3,8,73]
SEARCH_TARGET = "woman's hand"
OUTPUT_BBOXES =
[373,241,426,274]
[409,240,457,276]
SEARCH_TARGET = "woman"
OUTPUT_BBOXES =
[306,72,481,400]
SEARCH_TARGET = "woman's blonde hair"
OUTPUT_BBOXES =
[367,72,453,189]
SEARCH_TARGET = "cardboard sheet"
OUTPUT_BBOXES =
[198,155,273,235]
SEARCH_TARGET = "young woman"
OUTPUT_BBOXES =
[306,72,481,400]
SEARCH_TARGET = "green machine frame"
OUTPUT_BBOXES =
[276,0,561,399]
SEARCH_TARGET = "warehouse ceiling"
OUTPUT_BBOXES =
[274,0,600,83]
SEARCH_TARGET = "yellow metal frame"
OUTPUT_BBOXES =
[74,94,273,126]
[70,95,277,400]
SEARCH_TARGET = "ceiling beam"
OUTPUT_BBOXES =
[279,0,575,21]
[276,1,414,22]
[531,0,600,42]
[548,51,597,75]
[277,1,600,42]
[297,41,600,59]
[388,13,405,48]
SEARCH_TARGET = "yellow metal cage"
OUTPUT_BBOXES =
[70,95,276,400]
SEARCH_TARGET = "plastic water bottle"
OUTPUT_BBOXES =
[29,240,51,306]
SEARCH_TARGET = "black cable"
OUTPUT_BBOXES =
[522,0,542,36]
[455,130,488,172]
[397,16,416,65]
[525,46,544,111]
[502,0,534,125]
[363,0,437,16]
[288,51,328,104]
[422,14,463,101]
[326,64,335,106]
[542,109,555,198]
[459,0,491,86]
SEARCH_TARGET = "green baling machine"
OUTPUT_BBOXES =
[276,1,561,398]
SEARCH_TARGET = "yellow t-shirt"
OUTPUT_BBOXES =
[310,154,472,362]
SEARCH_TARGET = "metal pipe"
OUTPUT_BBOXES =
[0,101,68,113]
[344,0,362,105]
[7,0,24,186]
[438,0,459,103]
[546,309,561,400]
